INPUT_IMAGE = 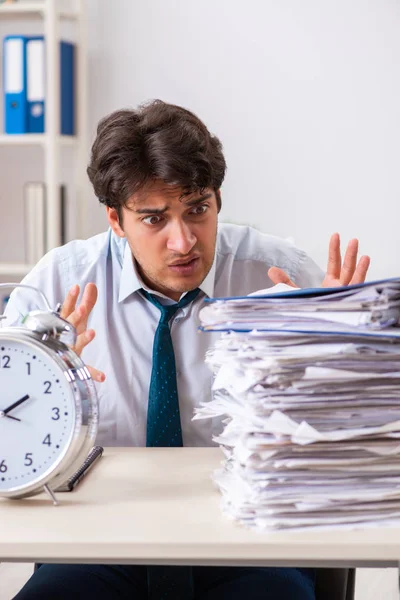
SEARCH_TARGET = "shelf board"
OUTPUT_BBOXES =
[0,2,79,20]
[0,263,33,277]
[0,2,46,16]
[0,134,78,146]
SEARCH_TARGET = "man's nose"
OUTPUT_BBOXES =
[167,220,197,254]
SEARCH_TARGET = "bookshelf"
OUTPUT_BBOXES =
[0,0,88,277]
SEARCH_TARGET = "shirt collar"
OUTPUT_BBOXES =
[118,240,217,302]
[198,254,216,298]
[118,241,142,302]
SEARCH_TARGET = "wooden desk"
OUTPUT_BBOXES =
[0,448,399,568]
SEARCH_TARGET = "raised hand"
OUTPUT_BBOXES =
[321,233,370,287]
[268,233,370,289]
[60,283,105,383]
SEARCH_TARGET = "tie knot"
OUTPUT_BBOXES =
[141,288,200,324]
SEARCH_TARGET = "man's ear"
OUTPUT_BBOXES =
[106,207,125,237]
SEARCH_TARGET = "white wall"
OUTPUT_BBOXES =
[84,0,400,280]
[0,1,398,279]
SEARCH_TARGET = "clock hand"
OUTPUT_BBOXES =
[0,410,21,422]
[3,394,30,415]
[4,414,21,422]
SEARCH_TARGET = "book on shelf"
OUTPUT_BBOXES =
[23,181,67,264]
[24,181,46,265]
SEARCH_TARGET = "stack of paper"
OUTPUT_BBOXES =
[195,278,400,531]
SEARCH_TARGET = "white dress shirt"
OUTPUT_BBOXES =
[4,223,324,447]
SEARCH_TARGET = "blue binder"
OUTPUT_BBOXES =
[26,36,45,133]
[27,37,75,135]
[60,41,75,136]
[3,35,29,134]
[3,35,75,135]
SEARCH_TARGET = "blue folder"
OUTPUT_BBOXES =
[27,37,75,135]
[3,35,29,134]
[3,35,75,135]
[26,36,45,133]
[60,41,75,136]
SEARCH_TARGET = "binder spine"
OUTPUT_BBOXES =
[26,37,45,134]
[60,41,75,135]
[23,182,46,264]
[3,36,28,134]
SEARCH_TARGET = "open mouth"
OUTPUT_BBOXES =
[168,257,200,275]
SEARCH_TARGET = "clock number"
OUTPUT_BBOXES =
[0,460,7,473]
[42,434,51,446]
[24,453,33,467]
[1,355,10,369]
[51,407,60,421]
[43,381,52,394]
[26,362,31,375]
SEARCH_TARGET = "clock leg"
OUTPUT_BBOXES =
[43,484,59,506]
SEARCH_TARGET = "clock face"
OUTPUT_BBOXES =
[0,337,77,492]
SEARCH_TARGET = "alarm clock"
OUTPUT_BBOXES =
[0,286,99,504]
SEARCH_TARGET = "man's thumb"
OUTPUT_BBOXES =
[268,267,296,287]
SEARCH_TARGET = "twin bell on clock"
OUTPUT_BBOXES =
[0,284,99,504]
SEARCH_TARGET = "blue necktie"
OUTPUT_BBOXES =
[142,287,200,448]
[141,287,200,600]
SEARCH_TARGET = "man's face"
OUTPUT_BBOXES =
[107,181,219,301]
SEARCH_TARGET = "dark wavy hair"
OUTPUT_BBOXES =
[87,100,226,220]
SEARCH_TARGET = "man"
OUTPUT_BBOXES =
[6,100,370,599]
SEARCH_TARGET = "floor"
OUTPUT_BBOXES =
[0,563,399,599]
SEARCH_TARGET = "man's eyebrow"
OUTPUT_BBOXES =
[134,206,168,215]
[184,193,213,207]
[133,193,213,214]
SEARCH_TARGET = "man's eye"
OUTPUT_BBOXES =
[191,205,208,215]
[142,215,162,225]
